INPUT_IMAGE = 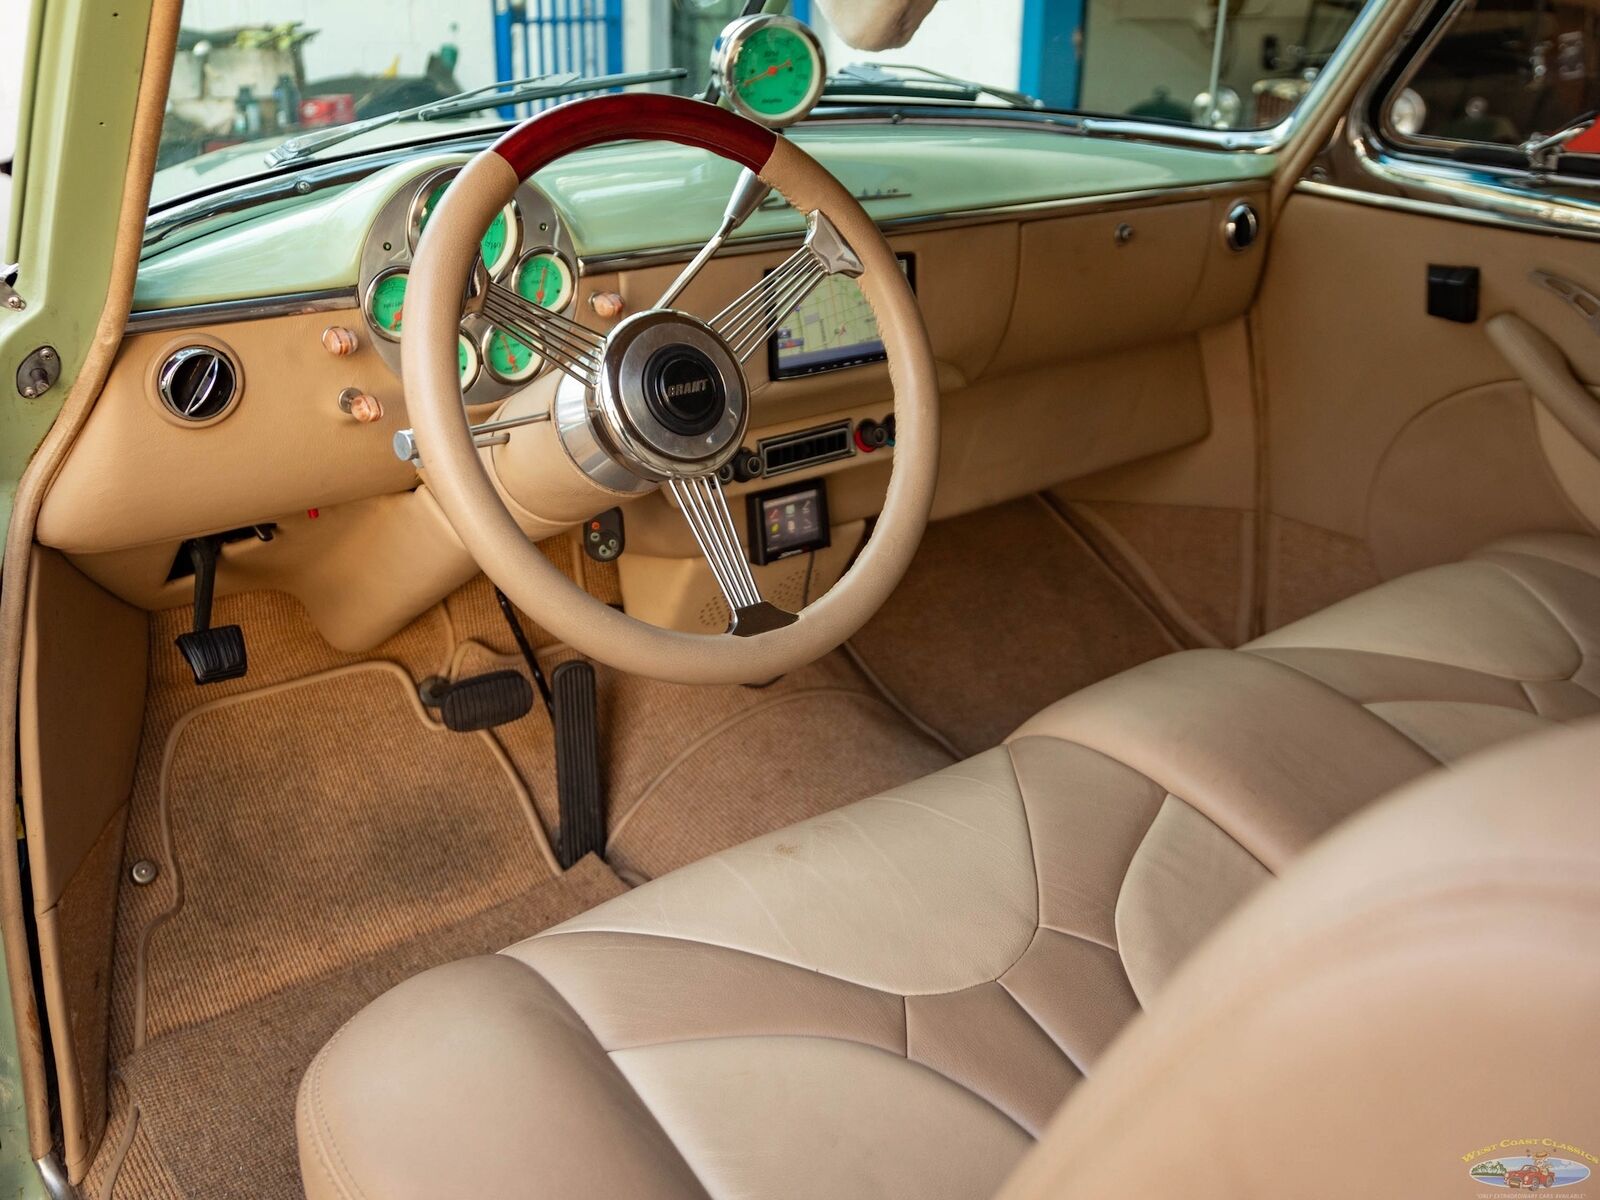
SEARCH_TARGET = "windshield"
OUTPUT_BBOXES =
[154,0,1373,207]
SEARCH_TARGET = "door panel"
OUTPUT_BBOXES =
[1254,191,1600,625]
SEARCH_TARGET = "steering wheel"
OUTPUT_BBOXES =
[403,93,938,685]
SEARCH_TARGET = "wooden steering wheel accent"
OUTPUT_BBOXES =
[492,92,779,178]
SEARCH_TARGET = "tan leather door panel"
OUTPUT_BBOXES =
[1253,192,1600,623]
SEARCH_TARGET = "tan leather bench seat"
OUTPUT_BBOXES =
[296,533,1600,1200]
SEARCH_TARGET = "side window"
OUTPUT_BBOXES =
[1383,0,1600,161]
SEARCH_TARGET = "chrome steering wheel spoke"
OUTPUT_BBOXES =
[667,473,797,636]
[709,210,864,363]
[481,280,604,389]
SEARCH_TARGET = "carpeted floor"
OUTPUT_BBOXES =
[87,660,625,1200]
[451,640,956,881]
[85,495,1177,1196]
[849,497,1182,756]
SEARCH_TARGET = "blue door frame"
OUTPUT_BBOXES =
[1020,0,1084,109]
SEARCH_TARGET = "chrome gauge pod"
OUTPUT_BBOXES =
[555,309,751,494]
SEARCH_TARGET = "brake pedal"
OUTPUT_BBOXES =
[419,671,534,732]
[174,537,247,685]
[552,660,604,868]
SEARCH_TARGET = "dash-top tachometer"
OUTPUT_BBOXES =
[712,15,826,129]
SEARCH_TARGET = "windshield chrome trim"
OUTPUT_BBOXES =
[145,0,1394,238]
[125,288,357,333]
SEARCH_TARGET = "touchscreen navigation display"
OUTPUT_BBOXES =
[768,255,914,379]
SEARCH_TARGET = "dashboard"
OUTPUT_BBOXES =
[37,118,1275,649]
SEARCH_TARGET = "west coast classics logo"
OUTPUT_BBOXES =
[1463,1140,1596,1191]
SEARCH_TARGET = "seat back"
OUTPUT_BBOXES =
[999,718,1600,1198]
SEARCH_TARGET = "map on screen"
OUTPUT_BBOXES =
[769,255,912,378]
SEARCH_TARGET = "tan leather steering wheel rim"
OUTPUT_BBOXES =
[403,95,938,685]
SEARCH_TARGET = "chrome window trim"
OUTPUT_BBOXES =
[1309,0,1600,241]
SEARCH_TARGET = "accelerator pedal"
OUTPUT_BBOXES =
[492,588,606,868]
[551,660,604,868]
[419,671,534,732]
[174,536,248,685]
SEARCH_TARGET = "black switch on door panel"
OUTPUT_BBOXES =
[1427,265,1480,323]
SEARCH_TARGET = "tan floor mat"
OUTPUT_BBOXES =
[91,660,625,1199]
[108,858,622,1200]
[451,642,956,880]
[849,497,1181,756]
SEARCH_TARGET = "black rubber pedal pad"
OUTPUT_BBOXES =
[552,660,604,868]
[175,625,248,686]
[439,670,534,733]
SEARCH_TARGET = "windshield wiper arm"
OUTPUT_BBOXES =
[264,67,687,169]
[825,63,1042,111]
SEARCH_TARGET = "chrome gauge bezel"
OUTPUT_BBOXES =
[457,332,482,390]
[364,267,410,343]
[407,166,521,278]
[711,14,826,130]
[479,324,544,386]
[510,246,576,313]
[357,155,581,408]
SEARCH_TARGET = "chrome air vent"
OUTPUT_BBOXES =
[157,345,238,422]
[758,421,852,477]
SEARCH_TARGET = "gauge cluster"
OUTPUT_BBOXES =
[357,162,580,407]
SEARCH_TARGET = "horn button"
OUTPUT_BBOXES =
[644,346,725,437]
[556,310,749,489]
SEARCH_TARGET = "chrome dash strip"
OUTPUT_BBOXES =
[125,288,358,333]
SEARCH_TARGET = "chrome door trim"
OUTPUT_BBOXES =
[1300,0,1600,241]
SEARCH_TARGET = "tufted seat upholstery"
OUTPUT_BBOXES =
[296,534,1600,1200]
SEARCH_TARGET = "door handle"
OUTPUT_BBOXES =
[1487,312,1600,459]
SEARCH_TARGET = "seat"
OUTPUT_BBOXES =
[295,534,1600,1200]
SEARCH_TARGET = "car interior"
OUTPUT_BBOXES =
[1,0,1597,1196]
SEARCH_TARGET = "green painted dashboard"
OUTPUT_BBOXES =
[132,122,1274,313]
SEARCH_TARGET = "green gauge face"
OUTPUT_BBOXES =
[368,271,408,339]
[418,179,516,274]
[515,252,572,310]
[458,333,481,390]
[486,329,541,383]
[730,23,819,123]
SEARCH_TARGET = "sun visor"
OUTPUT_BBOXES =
[811,0,940,50]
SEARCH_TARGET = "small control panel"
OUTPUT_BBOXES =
[582,508,625,563]
[746,478,830,565]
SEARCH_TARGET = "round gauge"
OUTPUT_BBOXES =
[458,332,481,391]
[514,250,573,311]
[366,269,409,340]
[413,176,518,276]
[713,15,826,129]
[484,328,542,384]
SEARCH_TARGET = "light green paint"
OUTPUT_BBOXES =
[0,3,156,1184]
[0,977,48,1200]
[133,123,1274,311]
[1,0,156,540]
